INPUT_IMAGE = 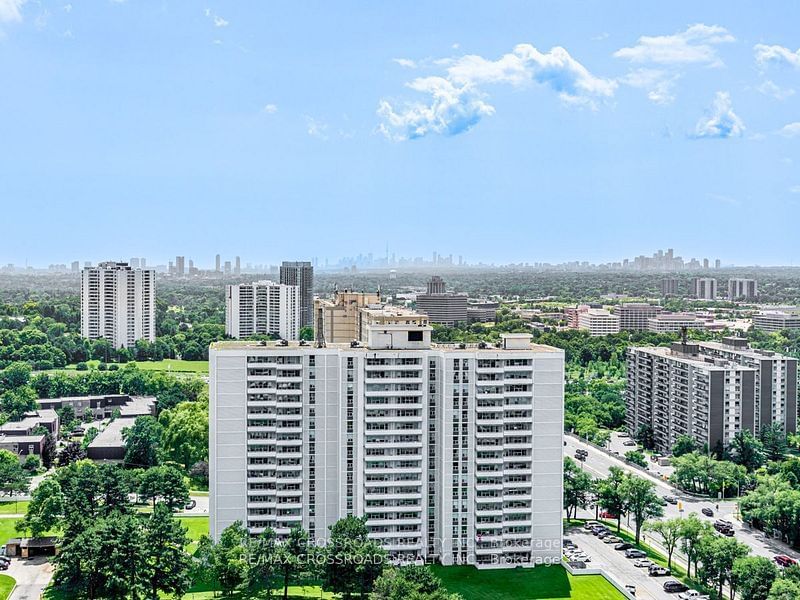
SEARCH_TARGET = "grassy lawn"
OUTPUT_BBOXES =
[431,564,624,600]
[0,501,28,515]
[59,359,208,374]
[0,574,15,600]
[180,515,209,553]
[0,519,21,546]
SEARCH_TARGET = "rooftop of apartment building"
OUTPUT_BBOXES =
[631,342,757,371]
[698,337,796,361]
[211,332,560,354]
[0,409,59,435]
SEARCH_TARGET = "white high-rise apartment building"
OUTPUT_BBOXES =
[210,328,564,569]
[727,279,758,301]
[80,261,155,349]
[226,281,300,341]
[691,277,717,300]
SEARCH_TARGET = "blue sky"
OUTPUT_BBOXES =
[1,1,799,267]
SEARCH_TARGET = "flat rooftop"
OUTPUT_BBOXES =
[89,419,130,449]
[633,345,756,370]
[210,338,561,353]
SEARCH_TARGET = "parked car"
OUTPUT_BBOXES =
[701,507,714,517]
[664,581,689,593]
[624,585,636,596]
[663,495,678,505]
[583,521,600,530]
[615,542,633,551]
[0,563,7,571]
[184,499,197,510]
[774,555,798,567]
[618,432,629,438]
[678,590,710,600]
[623,440,637,447]
[603,536,622,544]
[633,559,654,568]
[625,549,647,559]
[599,511,617,519]
[649,565,671,577]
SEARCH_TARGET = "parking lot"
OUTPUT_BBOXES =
[566,523,687,600]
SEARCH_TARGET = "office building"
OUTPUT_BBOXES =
[80,262,156,349]
[416,276,468,326]
[614,303,663,332]
[216,254,221,273]
[280,261,314,329]
[646,313,706,333]
[752,309,800,333]
[316,290,381,343]
[577,309,620,336]
[175,256,185,277]
[698,338,796,434]
[225,281,300,341]
[235,256,241,276]
[691,277,717,300]
[661,277,679,297]
[467,302,499,324]
[727,279,758,301]
[209,330,564,569]
[626,342,756,454]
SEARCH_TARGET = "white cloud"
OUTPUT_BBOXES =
[262,104,278,114]
[392,58,417,69]
[204,8,228,27]
[692,92,745,139]
[63,3,72,12]
[754,44,800,69]
[779,122,800,138]
[305,116,329,141]
[790,185,800,194]
[378,43,615,140]
[619,68,679,104]
[708,193,741,206]
[614,24,734,66]
[0,0,25,22]
[756,79,795,100]
[451,42,460,50]
[592,32,609,41]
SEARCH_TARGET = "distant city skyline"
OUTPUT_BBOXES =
[1,2,798,265]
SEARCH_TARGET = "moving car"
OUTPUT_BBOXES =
[664,580,689,593]
[774,555,798,567]
[649,565,671,577]
[663,495,678,505]
[625,549,647,559]
[624,585,636,596]
[701,507,714,517]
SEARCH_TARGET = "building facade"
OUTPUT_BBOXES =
[752,310,800,333]
[415,276,468,326]
[209,331,564,569]
[691,277,717,300]
[614,303,663,332]
[727,279,758,301]
[698,338,796,434]
[626,343,756,454]
[577,309,620,336]
[280,261,314,329]
[226,281,300,340]
[80,261,156,349]
[661,277,679,297]
[646,313,706,333]
[315,290,381,344]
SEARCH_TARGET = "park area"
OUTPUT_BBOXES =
[59,359,208,375]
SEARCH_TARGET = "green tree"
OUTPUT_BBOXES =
[597,466,627,533]
[247,528,277,591]
[623,474,663,544]
[732,556,778,600]
[671,434,697,457]
[137,465,190,510]
[769,579,800,600]
[299,326,314,341]
[159,399,208,469]
[624,450,647,468]
[145,503,191,599]
[563,457,594,520]
[0,385,37,420]
[0,449,30,498]
[697,535,750,599]
[370,566,462,600]
[679,513,713,578]
[760,424,788,462]
[214,521,250,596]
[646,518,682,570]
[0,361,32,390]
[18,477,64,537]
[277,526,309,600]
[324,516,387,600]
[727,430,765,472]
[123,415,163,468]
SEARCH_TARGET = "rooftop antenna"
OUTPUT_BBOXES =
[315,306,326,348]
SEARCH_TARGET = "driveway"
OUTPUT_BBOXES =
[7,556,53,600]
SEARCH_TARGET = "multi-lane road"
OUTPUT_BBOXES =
[565,432,800,563]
